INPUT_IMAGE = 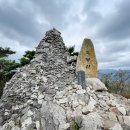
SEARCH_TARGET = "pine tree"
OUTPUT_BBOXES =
[19,50,35,66]
[0,47,35,98]
[0,47,20,97]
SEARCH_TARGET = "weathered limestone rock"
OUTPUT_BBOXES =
[117,106,126,115]
[123,116,130,126]
[102,119,117,129]
[41,101,66,130]
[110,123,123,130]
[79,112,103,130]
[76,38,97,78]
[86,78,108,91]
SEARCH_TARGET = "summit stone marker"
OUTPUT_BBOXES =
[76,38,97,78]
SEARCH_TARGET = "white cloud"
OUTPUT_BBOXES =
[0,32,31,61]
[0,0,130,70]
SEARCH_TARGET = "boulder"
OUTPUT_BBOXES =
[79,112,103,130]
[123,116,130,126]
[41,101,67,129]
[86,78,108,91]
[109,123,123,130]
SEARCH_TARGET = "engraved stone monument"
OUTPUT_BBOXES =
[76,38,97,78]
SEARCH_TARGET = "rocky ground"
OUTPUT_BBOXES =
[0,29,130,130]
[53,78,130,130]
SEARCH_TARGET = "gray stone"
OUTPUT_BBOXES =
[117,106,126,115]
[86,78,107,91]
[73,105,82,117]
[109,112,117,121]
[38,94,44,100]
[76,89,86,94]
[117,116,124,124]
[123,116,130,126]
[58,98,68,104]
[55,91,65,99]
[1,123,12,130]
[102,119,116,129]
[121,123,130,130]
[41,101,66,130]
[31,94,37,99]
[67,55,77,63]
[36,121,41,130]
[80,112,103,130]
[21,117,33,128]
[27,110,33,117]
[60,123,70,129]
[38,99,43,104]
[84,96,96,112]
[109,123,123,130]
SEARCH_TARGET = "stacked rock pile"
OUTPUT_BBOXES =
[0,28,76,130]
[0,29,130,130]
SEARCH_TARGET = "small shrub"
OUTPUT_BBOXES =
[70,119,79,130]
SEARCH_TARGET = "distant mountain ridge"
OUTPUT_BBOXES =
[98,69,130,78]
[98,69,130,74]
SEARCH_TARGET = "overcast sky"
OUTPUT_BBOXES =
[0,0,130,70]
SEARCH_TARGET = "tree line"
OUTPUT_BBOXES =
[100,70,130,98]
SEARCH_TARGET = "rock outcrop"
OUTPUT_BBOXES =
[0,29,130,130]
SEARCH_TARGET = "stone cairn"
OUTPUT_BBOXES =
[0,29,130,130]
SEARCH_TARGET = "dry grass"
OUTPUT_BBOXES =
[121,92,130,99]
